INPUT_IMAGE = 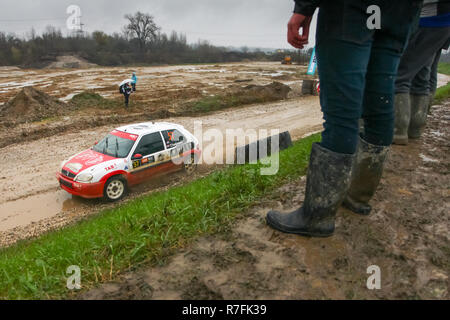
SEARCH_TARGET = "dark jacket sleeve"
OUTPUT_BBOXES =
[293,0,320,16]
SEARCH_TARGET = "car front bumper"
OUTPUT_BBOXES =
[57,173,104,199]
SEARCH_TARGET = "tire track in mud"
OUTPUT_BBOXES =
[0,96,323,246]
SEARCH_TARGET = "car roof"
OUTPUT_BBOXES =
[115,122,185,137]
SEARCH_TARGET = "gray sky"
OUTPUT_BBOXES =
[0,0,317,49]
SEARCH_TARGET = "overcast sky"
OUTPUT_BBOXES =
[0,0,317,49]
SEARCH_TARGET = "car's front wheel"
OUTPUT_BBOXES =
[103,176,127,202]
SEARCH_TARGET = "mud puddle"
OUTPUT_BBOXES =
[0,190,76,232]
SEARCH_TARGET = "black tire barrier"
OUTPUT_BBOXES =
[302,79,319,96]
[235,131,293,164]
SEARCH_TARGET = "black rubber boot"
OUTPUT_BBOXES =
[266,143,354,238]
[343,137,389,216]
[393,93,411,145]
[409,94,429,139]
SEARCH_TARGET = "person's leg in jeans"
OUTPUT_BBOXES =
[318,39,372,154]
[394,27,450,144]
[344,39,405,214]
[427,50,442,114]
[266,2,371,237]
[344,3,421,214]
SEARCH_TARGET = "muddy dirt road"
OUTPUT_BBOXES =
[83,101,450,300]
[0,95,323,245]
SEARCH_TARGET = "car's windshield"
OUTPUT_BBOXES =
[93,134,135,158]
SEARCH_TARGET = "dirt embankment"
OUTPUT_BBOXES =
[45,55,98,69]
[83,101,449,300]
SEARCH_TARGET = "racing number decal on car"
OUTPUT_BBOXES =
[168,131,174,142]
[132,160,141,169]
[132,156,156,170]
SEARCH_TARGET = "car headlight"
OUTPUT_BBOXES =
[75,173,93,183]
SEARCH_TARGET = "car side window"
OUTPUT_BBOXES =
[162,129,185,149]
[134,132,165,156]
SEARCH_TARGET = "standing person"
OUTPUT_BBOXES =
[120,81,132,108]
[266,1,422,238]
[394,0,450,145]
[131,72,138,92]
[428,47,446,113]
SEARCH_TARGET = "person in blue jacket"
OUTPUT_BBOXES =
[266,0,422,238]
[131,72,138,92]
[394,0,450,145]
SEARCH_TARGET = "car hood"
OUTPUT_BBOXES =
[64,149,117,175]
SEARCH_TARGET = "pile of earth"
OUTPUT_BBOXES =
[229,81,292,101]
[45,55,98,69]
[237,81,292,100]
[0,86,67,124]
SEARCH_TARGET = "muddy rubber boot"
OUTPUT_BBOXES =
[343,137,389,216]
[266,143,354,238]
[393,93,411,145]
[408,94,429,139]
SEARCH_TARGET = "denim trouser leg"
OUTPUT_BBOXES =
[316,39,371,154]
[362,45,403,146]
[395,27,450,95]
[316,1,421,154]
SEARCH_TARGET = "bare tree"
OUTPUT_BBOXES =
[124,12,160,51]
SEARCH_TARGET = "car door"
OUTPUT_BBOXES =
[128,132,170,184]
[161,129,189,169]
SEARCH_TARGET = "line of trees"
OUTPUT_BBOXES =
[0,12,312,68]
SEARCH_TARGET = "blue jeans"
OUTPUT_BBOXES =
[316,0,422,154]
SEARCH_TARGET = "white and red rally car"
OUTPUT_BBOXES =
[57,122,201,202]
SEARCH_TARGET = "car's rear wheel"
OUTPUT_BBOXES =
[183,154,197,175]
[103,176,127,202]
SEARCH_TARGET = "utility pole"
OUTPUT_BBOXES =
[76,13,85,37]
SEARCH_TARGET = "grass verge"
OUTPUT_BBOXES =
[70,91,121,109]
[438,62,450,76]
[434,83,450,105]
[0,133,320,299]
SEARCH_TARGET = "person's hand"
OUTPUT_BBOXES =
[287,13,312,49]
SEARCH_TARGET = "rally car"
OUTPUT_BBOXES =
[57,122,201,202]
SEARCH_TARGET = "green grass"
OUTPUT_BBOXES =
[70,91,121,109]
[438,62,450,76]
[0,134,320,300]
[434,83,450,104]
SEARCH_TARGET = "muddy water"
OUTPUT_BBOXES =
[0,190,76,232]
[0,96,323,237]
